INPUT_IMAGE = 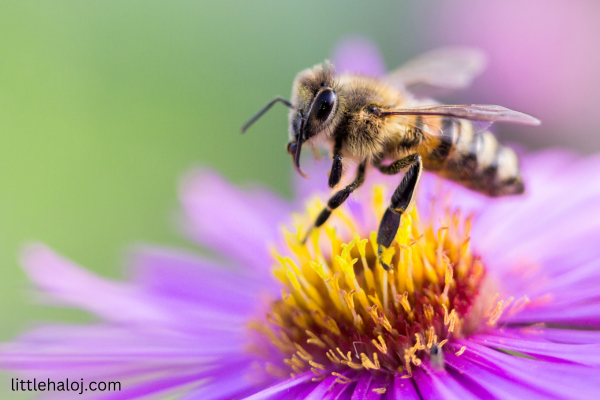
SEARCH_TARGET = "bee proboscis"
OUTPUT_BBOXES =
[242,47,540,268]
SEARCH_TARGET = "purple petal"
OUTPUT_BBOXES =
[302,375,337,400]
[88,366,226,400]
[179,168,292,273]
[1,324,242,376]
[506,301,600,327]
[177,363,265,400]
[20,244,171,326]
[350,372,373,400]
[443,352,545,399]
[332,36,387,77]
[452,340,600,399]
[129,246,270,315]
[389,374,420,399]
[302,371,360,400]
[535,328,600,344]
[243,372,315,400]
[364,374,389,400]
[468,333,600,366]
[412,365,486,400]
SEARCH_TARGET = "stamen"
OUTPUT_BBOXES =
[306,330,326,349]
[487,296,515,326]
[251,187,494,379]
[455,346,467,356]
[332,372,352,384]
[372,335,388,354]
[360,353,380,370]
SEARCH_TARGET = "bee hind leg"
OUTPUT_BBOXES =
[376,154,423,270]
[301,161,367,244]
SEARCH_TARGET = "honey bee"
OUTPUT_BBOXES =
[242,47,540,268]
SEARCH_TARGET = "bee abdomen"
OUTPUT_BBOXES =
[426,120,524,197]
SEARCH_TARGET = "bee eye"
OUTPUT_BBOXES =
[313,89,336,121]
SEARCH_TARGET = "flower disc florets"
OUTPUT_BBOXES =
[249,186,503,385]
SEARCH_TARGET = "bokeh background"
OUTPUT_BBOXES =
[1,0,599,396]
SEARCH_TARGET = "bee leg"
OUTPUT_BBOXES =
[328,137,344,188]
[376,154,423,270]
[374,153,420,175]
[302,161,367,244]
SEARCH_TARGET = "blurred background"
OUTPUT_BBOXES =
[0,0,599,388]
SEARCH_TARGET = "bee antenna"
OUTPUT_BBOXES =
[241,97,293,134]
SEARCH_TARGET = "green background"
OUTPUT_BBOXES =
[0,1,597,398]
[0,0,432,343]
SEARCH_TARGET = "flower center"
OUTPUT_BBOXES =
[249,186,496,382]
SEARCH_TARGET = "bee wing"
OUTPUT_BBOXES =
[385,47,487,92]
[384,104,541,138]
[383,104,541,125]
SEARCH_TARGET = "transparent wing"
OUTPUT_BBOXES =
[383,104,541,125]
[385,104,540,138]
[385,47,488,92]
[391,116,491,138]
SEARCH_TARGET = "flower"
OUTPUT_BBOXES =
[2,150,600,399]
[3,39,600,400]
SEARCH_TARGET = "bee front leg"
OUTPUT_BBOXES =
[376,154,423,270]
[302,160,367,244]
[328,137,344,188]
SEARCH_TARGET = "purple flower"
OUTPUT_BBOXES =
[3,40,600,400]
[2,151,600,399]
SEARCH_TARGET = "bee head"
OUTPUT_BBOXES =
[287,62,341,177]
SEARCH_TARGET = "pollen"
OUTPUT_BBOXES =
[251,185,489,380]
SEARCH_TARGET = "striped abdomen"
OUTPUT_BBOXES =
[419,118,524,197]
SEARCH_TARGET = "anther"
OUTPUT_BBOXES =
[455,346,467,356]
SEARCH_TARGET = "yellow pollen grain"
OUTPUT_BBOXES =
[360,353,380,370]
[332,372,352,384]
[309,360,326,371]
[373,387,387,394]
[325,226,342,264]
[284,268,302,292]
[292,313,309,330]
[355,233,376,292]
[372,335,388,354]
[306,330,327,349]
[255,186,490,380]
[455,346,467,356]
[508,296,531,317]
[414,334,426,351]
[324,316,341,336]
[311,368,326,382]
[485,293,500,317]
[284,354,305,368]
[398,291,411,313]
[326,350,341,364]
[294,344,313,362]
[487,296,514,326]
[309,260,327,280]
[436,226,448,273]
[423,303,434,322]
[367,293,384,311]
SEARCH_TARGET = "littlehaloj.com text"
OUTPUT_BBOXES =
[12,378,121,395]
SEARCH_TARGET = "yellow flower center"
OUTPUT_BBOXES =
[249,185,504,382]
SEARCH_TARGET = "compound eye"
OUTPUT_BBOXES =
[313,89,336,121]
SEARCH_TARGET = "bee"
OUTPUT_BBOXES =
[242,47,540,268]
